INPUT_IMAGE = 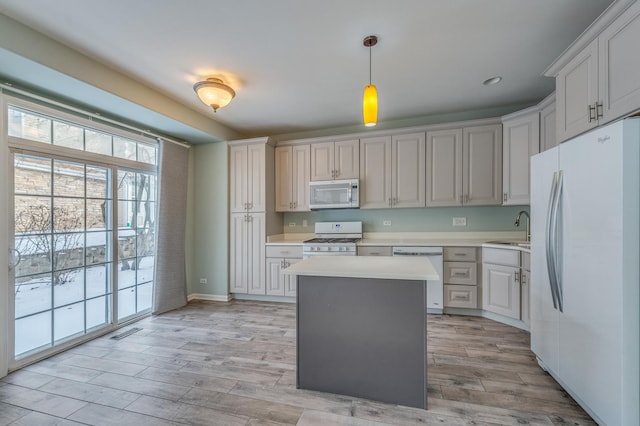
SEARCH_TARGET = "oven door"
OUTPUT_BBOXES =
[309,179,359,210]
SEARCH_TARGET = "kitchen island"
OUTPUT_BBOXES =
[283,256,438,409]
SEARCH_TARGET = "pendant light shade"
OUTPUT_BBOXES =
[193,77,235,112]
[363,84,378,127]
[362,35,378,127]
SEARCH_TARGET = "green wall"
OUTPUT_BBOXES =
[283,205,529,233]
[191,143,229,296]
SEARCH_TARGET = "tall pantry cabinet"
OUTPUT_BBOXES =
[228,137,281,295]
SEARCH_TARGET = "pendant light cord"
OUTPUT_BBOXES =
[369,45,372,85]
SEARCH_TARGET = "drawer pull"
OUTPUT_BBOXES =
[452,294,469,301]
[453,272,467,277]
[454,253,466,256]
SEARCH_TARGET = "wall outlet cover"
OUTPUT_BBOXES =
[383,220,392,226]
[199,278,207,284]
[288,222,296,227]
[452,217,467,226]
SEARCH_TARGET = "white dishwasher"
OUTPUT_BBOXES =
[392,247,443,314]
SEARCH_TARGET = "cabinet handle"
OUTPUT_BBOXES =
[454,253,466,257]
[522,273,527,285]
[515,270,519,283]
[503,193,507,202]
[293,201,297,209]
[388,198,392,207]
[596,102,603,119]
[453,272,467,277]
[588,104,597,122]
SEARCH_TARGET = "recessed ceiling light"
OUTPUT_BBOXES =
[483,76,502,86]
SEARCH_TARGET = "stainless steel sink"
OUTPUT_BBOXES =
[485,241,531,248]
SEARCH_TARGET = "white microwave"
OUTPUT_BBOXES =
[309,179,359,210]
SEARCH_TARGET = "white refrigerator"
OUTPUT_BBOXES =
[530,118,639,426]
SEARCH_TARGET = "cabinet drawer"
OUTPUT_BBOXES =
[444,285,478,309]
[443,247,477,261]
[521,252,531,271]
[357,246,392,256]
[444,262,477,285]
[265,245,303,258]
[482,247,520,267]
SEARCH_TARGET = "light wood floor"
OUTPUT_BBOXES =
[0,301,595,425]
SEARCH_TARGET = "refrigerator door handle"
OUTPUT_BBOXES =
[552,171,564,312]
[545,172,559,310]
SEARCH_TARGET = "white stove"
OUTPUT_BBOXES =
[302,222,362,258]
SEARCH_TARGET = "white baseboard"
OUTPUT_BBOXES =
[187,293,232,302]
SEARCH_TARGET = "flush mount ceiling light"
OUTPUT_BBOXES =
[482,76,502,86]
[363,35,378,127]
[193,77,235,112]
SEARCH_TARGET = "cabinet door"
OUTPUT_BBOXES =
[310,142,334,181]
[334,139,359,179]
[247,144,266,212]
[392,133,425,208]
[463,125,502,206]
[556,38,599,143]
[229,213,248,293]
[502,113,539,205]
[247,213,266,295]
[292,145,310,211]
[229,145,248,213]
[426,129,463,206]
[540,100,557,152]
[266,258,284,296]
[599,0,640,124]
[274,147,292,212]
[359,136,392,209]
[482,263,520,319]
[284,258,301,297]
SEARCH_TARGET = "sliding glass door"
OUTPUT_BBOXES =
[13,154,114,357]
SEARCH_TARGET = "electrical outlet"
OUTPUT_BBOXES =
[199,278,207,284]
[452,217,467,226]
[288,222,296,227]
[383,220,392,226]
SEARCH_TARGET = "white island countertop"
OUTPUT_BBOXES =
[282,256,439,281]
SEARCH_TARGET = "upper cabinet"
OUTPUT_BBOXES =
[230,142,268,213]
[359,132,425,209]
[551,1,640,143]
[502,108,540,205]
[539,93,557,152]
[275,145,310,212]
[310,139,359,181]
[426,124,502,207]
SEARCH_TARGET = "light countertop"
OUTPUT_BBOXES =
[282,256,439,281]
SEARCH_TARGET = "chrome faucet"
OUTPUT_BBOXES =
[515,210,530,242]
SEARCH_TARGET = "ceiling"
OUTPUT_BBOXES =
[0,0,615,141]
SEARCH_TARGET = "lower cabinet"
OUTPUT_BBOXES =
[443,247,479,309]
[482,248,521,320]
[521,251,531,327]
[230,212,265,294]
[265,245,303,297]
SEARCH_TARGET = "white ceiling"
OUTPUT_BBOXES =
[0,0,614,140]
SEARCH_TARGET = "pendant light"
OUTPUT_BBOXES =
[363,35,378,127]
[193,77,235,112]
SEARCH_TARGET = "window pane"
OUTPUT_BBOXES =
[15,234,52,277]
[137,173,156,202]
[15,311,52,356]
[87,263,110,298]
[87,166,110,199]
[53,268,84,307]
[53,121,83,150]
[15,273,52,318]
[137,282,152,312]
[117,171,136,200]
[8,108,51,144]
[86,130,112,156]
[87,199,110,230]
[15,196,51,234]
[54,160,85,197]
[86,232,111,265]
[113,137,137,161]
[53,198,84,232]
[137,230,155,257]
[54,302,84,341]
[86,296,110,330]
[53,233,84,271]
[14,155,52,196]
[137,143,156,165]
[136,256,154,284]
[118,201,137,229]
[118,230,136,260]
[118,258,136,289]
[118,287,136,320]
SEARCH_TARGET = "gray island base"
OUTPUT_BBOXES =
[284,256,438,410]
